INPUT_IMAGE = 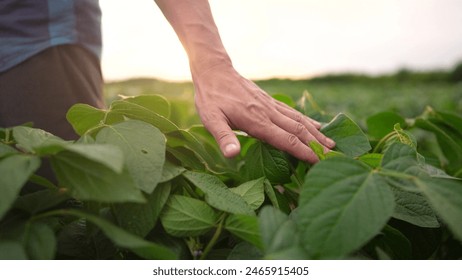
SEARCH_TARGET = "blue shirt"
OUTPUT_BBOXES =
[0,0,102,72]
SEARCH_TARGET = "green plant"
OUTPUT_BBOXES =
[1,94,461,260]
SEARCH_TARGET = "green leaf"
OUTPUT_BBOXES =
[416,178,462,241]
[64,144,125,173]
[415,117,462,174]
[359,153,383,168]
[0,154,40,219]
[366,111,406,139]
[263,179,280,209]
[112,182,171,237]
[160,161,186,183]
[24,222,56,260]
[298,157,394,259]
[241,141,291,184]
[258,206,307,259]
[272,93,296,108]
[227,242,263,260]
[225,214,263,250]
[0,143,17,158]
[166,129,228,174]
[110,97,178,133]
[160,195,219,237]
[309,141,325,160]
[57,209,177,259]
[381,142,427,177]
[12,126,69,154]
[183,171,254,215]
[321,113,371,157]
[51,151,145,203]
[12,125,125,173]
[188,125,238,173]
[380,143,461,237]
[66,104,107,135]
[230,177,265,210]
[96,120,166,194]
[0,242,27,260]
[372,225,412,260]
[119,95,171,118]
[390,186,439,228]
[14,189,70,214]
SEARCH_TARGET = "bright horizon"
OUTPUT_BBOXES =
[100,0,462,82]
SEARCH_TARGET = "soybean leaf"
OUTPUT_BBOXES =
[359,153,383,168]
[0,143,17,158]
[183,171,254,215]
[381,142,427,177]
[160,195,219,237]
[110,97,178,133]
[188,125,239,173]
[166,129,226,174]
[415,117,462,175]
[24,222,56,260]
[309,141,325,160]
[263,179,280,209]
[298,157,394,259]
[167,146,205,171]
[225,214,263,250]
[258,206,307,259]
[227,242,263,260]
[0,154,40,219]
[14,189,70,215]
[416,178,462,241]
[112,182,171,237]
[160,161,186,183]
[96,120,166,194]
[0,242,27,260]
[65,144,125,173]
[366,111,406,139]
[230,177,265,210]
[66,104,106,135]
[391,186,439,228]
[56,209,177,259]
[12,126,125,173]
[12,126,69,154]
[321,113,371,157]
[380,143,461,237]
[121,95,171,118]
[241,141,291,184]
[369,225,412,260]
[272,93,296,108]
[51,151,145,203]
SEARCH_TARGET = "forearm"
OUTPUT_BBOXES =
[154,0,232,76]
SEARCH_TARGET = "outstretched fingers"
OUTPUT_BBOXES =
[274,103,335,150]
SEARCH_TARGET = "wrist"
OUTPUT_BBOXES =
[190,54,233,79]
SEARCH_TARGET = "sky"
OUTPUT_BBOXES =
[100,0,462,81]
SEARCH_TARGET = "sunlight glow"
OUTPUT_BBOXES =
[100,0,462,81]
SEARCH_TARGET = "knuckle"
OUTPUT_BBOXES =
[215,130,233,141]
[295,122,305,135]
[293,113,303,123]
[287,133,298,147]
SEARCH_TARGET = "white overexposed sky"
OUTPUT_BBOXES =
[100,0,462,81]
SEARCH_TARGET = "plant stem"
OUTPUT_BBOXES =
[373,131,396,153]
[200,213,226,260]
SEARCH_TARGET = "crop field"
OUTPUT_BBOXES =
[1,70,461,260]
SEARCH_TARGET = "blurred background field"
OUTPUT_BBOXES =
[104,62,462,128]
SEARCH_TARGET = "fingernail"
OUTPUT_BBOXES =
[327,138,336,147]
[225,143,238,156]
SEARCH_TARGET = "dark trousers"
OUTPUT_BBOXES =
[0,45,104,140]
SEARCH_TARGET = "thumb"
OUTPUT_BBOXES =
[206,119,241,158]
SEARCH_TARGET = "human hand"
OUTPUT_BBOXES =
[192,64,335,163]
